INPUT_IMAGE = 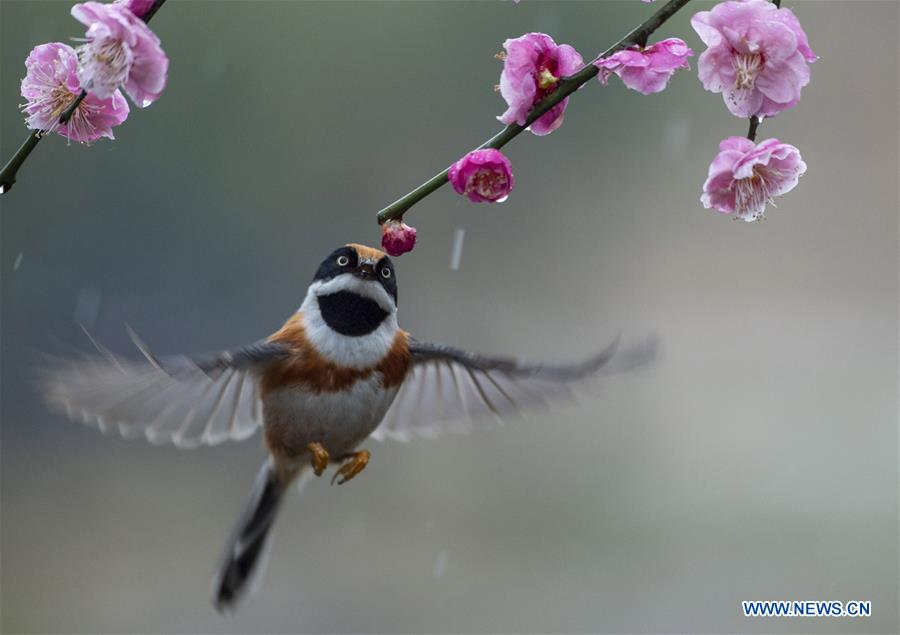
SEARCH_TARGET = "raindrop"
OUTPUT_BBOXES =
[450,227,465,271]
[663,116,692,160]
[13,252,23,271]
[432,549,449,580]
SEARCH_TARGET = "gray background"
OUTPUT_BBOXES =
[1,1,897,633]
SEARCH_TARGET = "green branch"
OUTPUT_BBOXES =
[0,0,168,195]
[376,0,694,224]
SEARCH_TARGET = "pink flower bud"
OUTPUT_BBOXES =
[701,136,806,222]
[448,149,515,203]
[381,219,417,257]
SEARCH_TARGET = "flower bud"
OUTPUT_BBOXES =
[381,219,417,257]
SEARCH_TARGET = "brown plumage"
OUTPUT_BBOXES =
[346,243,386,262]
[261,311,411,467]
[262,312,410,396]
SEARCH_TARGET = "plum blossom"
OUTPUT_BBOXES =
[691,0,817,118]
[381,219,417,257]
[498,33,583,136]
[448,149,515,203]
[116,0,157,19]
[595,38,693,95]
[20,42,129,143]
[701,136,806,222]
[71,1,168,107]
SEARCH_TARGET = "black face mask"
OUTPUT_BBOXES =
[316,290,389,337]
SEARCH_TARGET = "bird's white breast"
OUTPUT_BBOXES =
[262,378,399,455]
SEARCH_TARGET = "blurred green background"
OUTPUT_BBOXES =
[1,1,897,633]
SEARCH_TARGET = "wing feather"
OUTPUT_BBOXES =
[207,369,246,446]
[374,335,657,442]
[41,333,289,448]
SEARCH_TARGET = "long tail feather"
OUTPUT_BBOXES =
[212,459,289,614]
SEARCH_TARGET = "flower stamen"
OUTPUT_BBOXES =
[77,40,130,96]
[537,68,558,90]
[733,52,763,90]
[468,170,511,201]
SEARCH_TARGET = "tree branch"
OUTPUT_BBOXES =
[376,0,694,224]
[746,115,761,141]
[0,0,168,195]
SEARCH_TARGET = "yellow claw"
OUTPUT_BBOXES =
[331,450,370,485]
[306,442,329,476]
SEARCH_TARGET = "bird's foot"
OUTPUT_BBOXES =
[306,442,330,476]
[331,450,370,485]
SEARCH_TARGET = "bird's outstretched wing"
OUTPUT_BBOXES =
[372,335,657,442]
[40,329,290,448]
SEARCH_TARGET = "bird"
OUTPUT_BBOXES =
[40,243,656,614]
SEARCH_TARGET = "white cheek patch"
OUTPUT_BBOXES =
[299,279,399,369]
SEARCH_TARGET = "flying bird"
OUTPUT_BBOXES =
[41,243,655,613]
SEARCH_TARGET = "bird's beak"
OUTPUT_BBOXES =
[353,262,376,280]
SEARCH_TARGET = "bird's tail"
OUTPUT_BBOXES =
[212,458,292,614]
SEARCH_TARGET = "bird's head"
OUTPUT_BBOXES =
[305,244,398,337]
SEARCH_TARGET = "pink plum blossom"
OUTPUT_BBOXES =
[381,220,417,257]
[701,136,806,222]
[498,33,583,136]
[71,1,168,107]
[595,38,693,95]
[116,0,157,19]
[691,0,817,118]
[448,149,515,203]
[20,42,129,143]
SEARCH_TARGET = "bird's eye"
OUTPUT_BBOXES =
[380,268,392,279]
[336,256,350,267]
